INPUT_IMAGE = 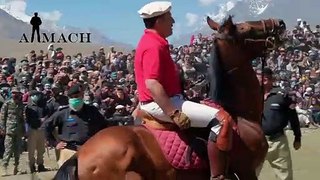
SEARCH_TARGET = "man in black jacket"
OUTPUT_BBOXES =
[30,12,42,43]
[256,68,301,180]
[43,83,109,167]
[25,90,49,173]
[46,84,68,117]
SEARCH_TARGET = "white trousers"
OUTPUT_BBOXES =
[140,94,219,128]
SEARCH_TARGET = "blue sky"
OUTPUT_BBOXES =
[21,0,226,45]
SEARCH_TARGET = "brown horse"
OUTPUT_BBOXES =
[54,16,286,180]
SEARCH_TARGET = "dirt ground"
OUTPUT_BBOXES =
[1,128,319,180]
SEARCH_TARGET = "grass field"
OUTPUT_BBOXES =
[259,129,320,180]
[2,128,320,180]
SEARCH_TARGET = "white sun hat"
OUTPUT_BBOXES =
[138,1,172,19]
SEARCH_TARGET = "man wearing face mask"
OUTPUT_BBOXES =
[43,83,109,167]
[0,87,25,176]
[17,60,32,85]
[25,90,49,173]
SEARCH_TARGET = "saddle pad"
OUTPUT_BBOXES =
[144,125,208,170]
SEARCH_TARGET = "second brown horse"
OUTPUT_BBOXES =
[54,16,286,180]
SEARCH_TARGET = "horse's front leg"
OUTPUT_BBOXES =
[236,117,268,167]
[230,117,267,179]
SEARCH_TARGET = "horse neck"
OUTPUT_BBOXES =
[223,64,263,122]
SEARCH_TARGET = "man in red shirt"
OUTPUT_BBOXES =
[135,1,234,179]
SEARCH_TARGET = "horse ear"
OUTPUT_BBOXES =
[207,16,220,31]
[223,15,236,34]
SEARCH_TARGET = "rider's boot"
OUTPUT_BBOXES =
[207,109,234,179]
[208,140,228,179]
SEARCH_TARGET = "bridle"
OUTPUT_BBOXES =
[211,18,285,74]
[213,19,284,51]
[245,19,283,51]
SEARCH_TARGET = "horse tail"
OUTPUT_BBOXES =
[53,154,78,180]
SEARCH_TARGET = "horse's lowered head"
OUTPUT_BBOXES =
[206,15,286,71]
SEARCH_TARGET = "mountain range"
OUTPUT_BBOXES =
[0,8,133,58]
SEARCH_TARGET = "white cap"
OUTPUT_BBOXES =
[306,87,312,92]
[138,1,172,19]
[115,105,125,110]
[297,18,302,21]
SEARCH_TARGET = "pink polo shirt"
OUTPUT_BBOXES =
[134,29,181,102]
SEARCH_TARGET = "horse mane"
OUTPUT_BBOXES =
[207,43,225,105]
[206,15,236,106]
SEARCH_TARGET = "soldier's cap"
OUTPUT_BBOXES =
[11,87,22,93]
[67,83,83,97]
[138,1,172,19]
[20,59,29,64]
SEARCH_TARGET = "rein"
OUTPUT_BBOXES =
[260,55,266,115]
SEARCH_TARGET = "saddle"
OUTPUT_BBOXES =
[137,110,177,130]
[137,109,208,170]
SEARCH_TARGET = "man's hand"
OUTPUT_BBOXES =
[293,141,301,150]
[170,110,191,130]
[56,141,67,150]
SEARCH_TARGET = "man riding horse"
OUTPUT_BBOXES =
[135,1,234,179]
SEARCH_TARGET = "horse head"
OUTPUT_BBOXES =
[206,15,286,118]
[206,15,286,71]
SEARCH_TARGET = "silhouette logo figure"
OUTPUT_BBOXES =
[30,12,42,43]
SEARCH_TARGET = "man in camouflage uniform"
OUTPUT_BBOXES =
[0,83,11,158]
[0,87,25,176]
